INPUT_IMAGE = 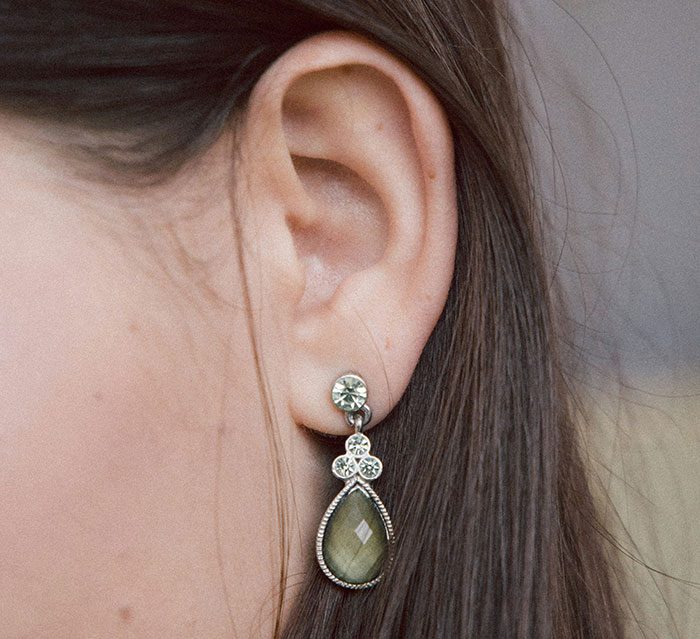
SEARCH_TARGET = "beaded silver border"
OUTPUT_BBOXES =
[316,477,395,589]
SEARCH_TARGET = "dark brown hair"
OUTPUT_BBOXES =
[0,0,622,636]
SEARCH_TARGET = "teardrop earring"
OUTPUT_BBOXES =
[316,374,395,589]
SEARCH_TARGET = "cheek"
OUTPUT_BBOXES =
[0,363,159,592]
[0,220,221,632]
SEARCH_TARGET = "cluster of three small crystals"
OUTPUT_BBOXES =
[316,374,394,589]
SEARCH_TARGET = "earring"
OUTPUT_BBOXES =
[316,374,395,589]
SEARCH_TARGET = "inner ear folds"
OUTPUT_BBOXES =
[282,64,417,166]
[289,155,388,311]
[280,60,443,432]
[282,63,424,316]
[235,32,457,433]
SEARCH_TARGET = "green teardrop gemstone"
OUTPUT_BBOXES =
[322,486,388,585]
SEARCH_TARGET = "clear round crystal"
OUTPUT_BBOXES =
[359,456,382,480]
[345,433,371,457]
[331,375,368,413]
[332,455,358,480]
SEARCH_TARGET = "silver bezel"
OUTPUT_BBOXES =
[331,454,359,480]
[331,374,368,413]
[316,477,395,589]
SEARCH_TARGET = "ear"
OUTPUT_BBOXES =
[234,31,457,435]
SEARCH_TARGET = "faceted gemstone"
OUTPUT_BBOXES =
[332,455,358,480]
[322,486,388,585]
[358,455,382,480]
[331,375,368,413]
[345,433,370,457]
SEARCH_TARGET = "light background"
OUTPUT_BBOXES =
[507,1,700,636]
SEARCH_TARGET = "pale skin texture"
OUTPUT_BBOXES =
[0,33,457,637]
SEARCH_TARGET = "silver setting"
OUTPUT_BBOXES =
[315,478,395,590]
[345,405,372,431]
[331,374,368,413]
[317,372,394,589]
[358,455,382,480]
[332,454,359,480]
[346,433,371,457]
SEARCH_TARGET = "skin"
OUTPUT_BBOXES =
[0,33,457,638]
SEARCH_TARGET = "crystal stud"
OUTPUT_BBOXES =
[359,456,382,480]
[331,375,368,413]
[346,433,371,457]
[332,455,359,480]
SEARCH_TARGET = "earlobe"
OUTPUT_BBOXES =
[235,32,457,434]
